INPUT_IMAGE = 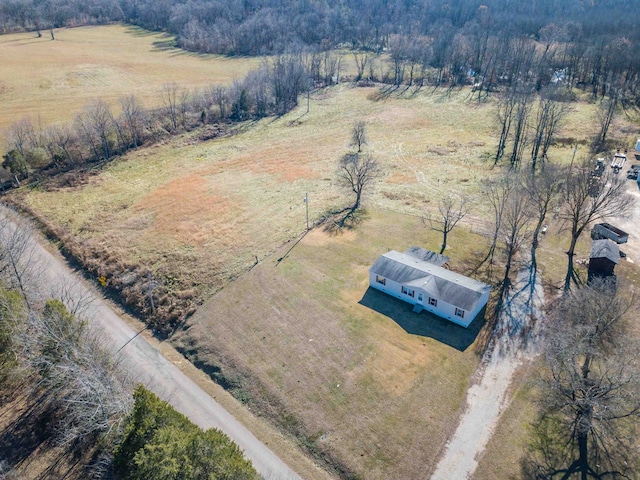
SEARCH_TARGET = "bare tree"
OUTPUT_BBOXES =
[7,117,37,156]
[211,85,230,120]
[495,187,533,315]
[353,51,370,81]
[74,100,115,161]
[524,165,564,274]
[50,275,96,318]
[530,90,568,170]
[119,95,147,148]
[43,124,77,169]
[28,300,132,447]
[337,152,381,211]
[509,90,533,170]
[526,281,640,479]
[561,160,633,291]
[592,94,618,152]
[350,120,368,153]
[427,194,470,254]
[161,83,182,131]
[0,211,43,307]
[495,92,517,164]
[472,174,516,278]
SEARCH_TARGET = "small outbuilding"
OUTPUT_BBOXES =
[369,248,491,327]
[588,239,619,282]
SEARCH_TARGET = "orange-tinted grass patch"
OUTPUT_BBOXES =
[135,174,241,246]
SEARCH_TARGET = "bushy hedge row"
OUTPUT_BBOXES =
[114,386,259,480]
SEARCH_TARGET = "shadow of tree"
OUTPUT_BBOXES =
[0,386,90,479]
[0,389,53,468]
[322,207,367,234]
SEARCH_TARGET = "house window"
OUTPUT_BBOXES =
[375,275,386,286]
[429,297,437,307]
[455,308,465,318]
[401,286,415,297]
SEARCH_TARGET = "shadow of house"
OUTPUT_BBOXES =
[359,287,485,352]
[369,248,491,327]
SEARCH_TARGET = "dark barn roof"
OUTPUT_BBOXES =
[590,239,619,264]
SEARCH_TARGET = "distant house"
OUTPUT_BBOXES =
[588,239,619,283]
[369,248,491,327]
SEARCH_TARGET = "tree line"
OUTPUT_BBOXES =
[2,1,640,104]
[0,210,259,479]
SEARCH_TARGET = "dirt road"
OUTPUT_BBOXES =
[611,182,640,263]
[1,206,302,480]
[431,267,544,479]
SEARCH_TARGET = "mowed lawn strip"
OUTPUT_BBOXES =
[174,209,485,479]
[0,24,259,134]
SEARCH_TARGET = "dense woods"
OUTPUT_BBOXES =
[2,0,640,105]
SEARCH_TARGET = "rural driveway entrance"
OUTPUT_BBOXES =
[0,206,302,480]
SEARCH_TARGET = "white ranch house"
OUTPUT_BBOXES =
[369,248,491,327]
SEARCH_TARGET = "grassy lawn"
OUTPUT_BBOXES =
[173,208,488,479]
[0,24,259,137]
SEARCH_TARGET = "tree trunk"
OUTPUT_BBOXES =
[564,234,578,291]
[440,230,447,254]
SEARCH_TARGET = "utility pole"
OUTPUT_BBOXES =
[304,192,309,230]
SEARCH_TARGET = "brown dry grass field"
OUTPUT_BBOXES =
[5,25,640,479]
[174,210,487,479]
[0,24,259,135]
[12,80,640,478]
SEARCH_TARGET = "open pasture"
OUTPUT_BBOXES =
[0,24,259,133]
[13,83,606,326]
[15,86,501,315]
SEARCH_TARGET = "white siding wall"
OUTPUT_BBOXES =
[369,271,488,328]
[369,272,406,301]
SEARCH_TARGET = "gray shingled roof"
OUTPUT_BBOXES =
[370,251,490,311]
[404,246,449,266]
[370,255,430,284]
[590,239,619,264]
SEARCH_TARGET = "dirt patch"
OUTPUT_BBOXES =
[303,228,358,246]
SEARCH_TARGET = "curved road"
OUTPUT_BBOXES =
[1,206,302,480]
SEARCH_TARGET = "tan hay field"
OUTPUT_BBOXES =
[19,86,521,309]
[0,24,259,133]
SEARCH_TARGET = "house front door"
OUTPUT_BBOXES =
[417,293,423,303]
